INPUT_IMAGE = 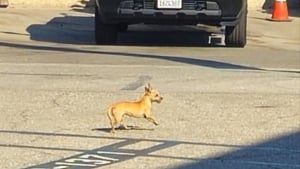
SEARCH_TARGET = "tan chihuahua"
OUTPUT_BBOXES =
[107,83,163,133]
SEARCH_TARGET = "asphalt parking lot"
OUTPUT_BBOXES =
[0,7,299,169]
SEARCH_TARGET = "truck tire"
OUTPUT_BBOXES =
[225,10,247,47]
[95,6,118,45]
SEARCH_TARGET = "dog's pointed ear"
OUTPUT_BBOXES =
[145,83,152,93]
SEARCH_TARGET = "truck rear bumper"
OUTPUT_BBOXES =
[96,0,247,26]
[120,9,221,17]
[118,9,222,24]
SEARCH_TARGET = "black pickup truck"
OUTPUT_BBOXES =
[95,0,247,47]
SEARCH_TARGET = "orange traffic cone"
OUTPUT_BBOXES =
[268,0,292,22]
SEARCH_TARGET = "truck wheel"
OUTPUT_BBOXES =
[225,11,247,47]
[95,6,118,45]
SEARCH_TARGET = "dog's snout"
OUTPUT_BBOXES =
[160,96,163,100]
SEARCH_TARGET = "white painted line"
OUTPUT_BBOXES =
[80,154,119,161]
[55,162,96,167]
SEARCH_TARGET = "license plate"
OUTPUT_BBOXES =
[157,0,182,9]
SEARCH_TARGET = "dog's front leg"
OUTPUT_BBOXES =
[144,113,159,126]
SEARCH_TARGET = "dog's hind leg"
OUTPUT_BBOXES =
[113,112,124,130]
[107,107,116,133]
[110,121,116,133]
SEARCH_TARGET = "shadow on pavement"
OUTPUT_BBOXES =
[0,41,257,71]
[2,41,300,73]
[26,15,94,45]
[170,131,300,169]
[0,130,299,169]
[26,15,221,47]
[92,126,155,133]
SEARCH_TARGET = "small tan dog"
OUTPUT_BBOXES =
[107,83,163,133]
